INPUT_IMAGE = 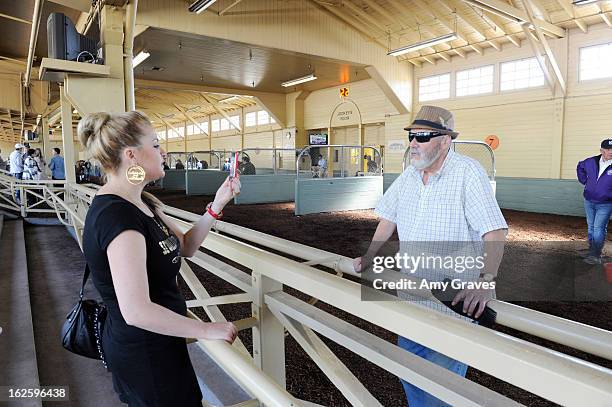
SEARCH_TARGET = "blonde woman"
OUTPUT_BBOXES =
[78,111,239,406]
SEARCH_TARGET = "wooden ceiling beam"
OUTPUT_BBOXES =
[219,0,243,16]
[422,56,437,65]
[469,0,565,37]
[200,93,242,132]
[308,1,388,48]
[438,52,451,62]
[342,0,398,39]
[410,0,472,48]
[174,103,210,137]
[470,43,484,54]
[153,113,184,138]
[452,48,466,58]
[436,0,490,41]
[408,59,423,68]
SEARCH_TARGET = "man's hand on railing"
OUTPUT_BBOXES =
[353,257,363,273]
[202,322,238,344]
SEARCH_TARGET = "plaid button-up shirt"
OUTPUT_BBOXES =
[375,149,507,317]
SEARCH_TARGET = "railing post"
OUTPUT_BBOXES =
[251,269,286,388]
[20,185,26,217]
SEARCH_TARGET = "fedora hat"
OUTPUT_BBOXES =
[404,105,459,139]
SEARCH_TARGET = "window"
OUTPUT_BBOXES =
[500,58,545,91]
[187,124,196,136]
[167,127,180,138]
[418,73,450,102]
[269,116,276,124]
[211,119,220,132]
[245,112,257,127]
[220,118,230,131]
[198,121,209,134]
[456,65,494,96]
[257,110,269,125]
[167,125,184,138]
[229,115,240,128]
[580,42,612,81]
[156,129,166,140]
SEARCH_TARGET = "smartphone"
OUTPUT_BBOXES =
[229,151,239,179]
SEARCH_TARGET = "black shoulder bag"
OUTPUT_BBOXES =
[61,265,108,368]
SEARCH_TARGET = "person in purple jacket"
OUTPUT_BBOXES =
[576,138,612,264]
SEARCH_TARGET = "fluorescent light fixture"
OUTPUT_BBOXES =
[462,0,523,23]
[188,0,217,14]
[388,33,459,56]
[133,51,150,68]
[281,73,317,87]
[572,0,600,5]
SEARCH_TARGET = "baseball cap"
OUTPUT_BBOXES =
[601,139,612,149]
[14,143,23,149]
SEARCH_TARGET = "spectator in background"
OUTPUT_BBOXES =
[175,159,185,170]
[222,158,231,172]
[23,149,41,181]
[9,144,25,203]
[314,154,327,178]
[49,147,66,180]
[239,156,256,175]
[10,144,24,177]
[34,148,47,180]
[22,149,42,206]
[364,154,378,173]
[161,148,170,170]
[577,138,612,264]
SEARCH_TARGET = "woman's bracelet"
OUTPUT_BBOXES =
[206,202,223,220]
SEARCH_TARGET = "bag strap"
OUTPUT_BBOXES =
[79,264,91,301]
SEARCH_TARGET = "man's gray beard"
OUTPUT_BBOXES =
[412,146,443,170]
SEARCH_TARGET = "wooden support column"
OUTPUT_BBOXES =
[251,271,285,387]
[59,84,76,183]
[41,116,50,160]
[183,122,187,153]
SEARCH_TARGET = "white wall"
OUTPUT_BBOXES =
[412,23,612,179]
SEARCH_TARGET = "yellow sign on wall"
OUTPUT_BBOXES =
[340,87,349,98]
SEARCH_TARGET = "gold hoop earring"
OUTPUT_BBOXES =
[126,164,146,185]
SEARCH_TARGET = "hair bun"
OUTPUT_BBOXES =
[77,112,111,148]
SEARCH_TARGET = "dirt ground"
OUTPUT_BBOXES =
[153,190,612,407]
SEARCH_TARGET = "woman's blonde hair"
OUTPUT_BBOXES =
[77,110,162,210]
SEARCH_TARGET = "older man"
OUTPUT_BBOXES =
[577,139,612,264]
[9,143,25,203]
[354,106,507,407]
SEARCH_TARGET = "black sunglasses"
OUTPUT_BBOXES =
[408,131,447,143]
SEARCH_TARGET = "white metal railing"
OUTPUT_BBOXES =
[0,170,67,218]
[402,141,496,180]
[296,145,383,179]
[9,178,612,406]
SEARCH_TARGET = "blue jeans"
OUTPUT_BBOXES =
[12,172,22,202]
[398,336,468,407]
[584,200,612,257]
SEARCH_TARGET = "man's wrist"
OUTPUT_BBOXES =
[479,273,496,282]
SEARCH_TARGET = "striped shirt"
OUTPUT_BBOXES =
[375,149,507,317]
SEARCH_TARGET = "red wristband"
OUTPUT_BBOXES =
[206,203,223,220]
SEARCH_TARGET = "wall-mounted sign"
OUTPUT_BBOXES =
[388,139,407,152]
[331,101,359,127]
[340,87,349,98]
[485,135,500,150]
